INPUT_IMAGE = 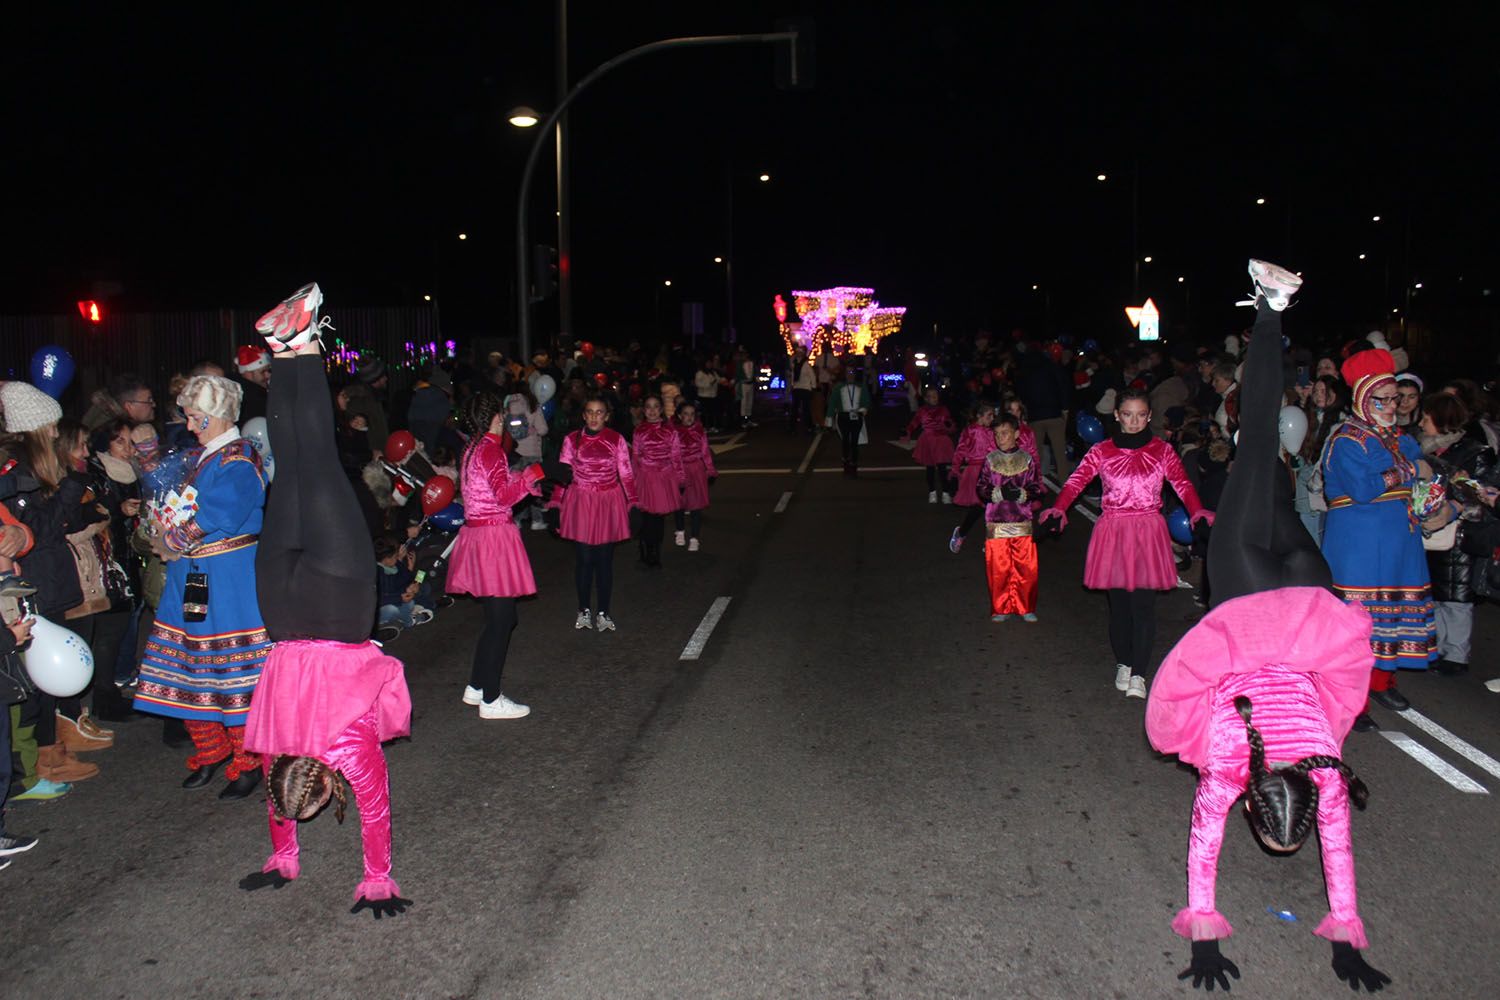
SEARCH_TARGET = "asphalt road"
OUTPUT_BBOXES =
[4,406,1498,999]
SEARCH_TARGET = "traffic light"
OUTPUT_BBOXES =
[76,300,103,324]
[532,244,558,302]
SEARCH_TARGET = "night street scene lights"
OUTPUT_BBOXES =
[507,106,541,127]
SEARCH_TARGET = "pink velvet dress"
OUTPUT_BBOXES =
[446,433,539,598]
[632,420,685,515]
[1146,588,1374,947]
[906,405,956,465]
[677,421,717,511]
[1052,437,1203,590]
[559,428,637,544]
[950,425,992,507]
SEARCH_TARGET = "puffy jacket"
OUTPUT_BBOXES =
[2,459,93,618]
[1427,433,1496,603]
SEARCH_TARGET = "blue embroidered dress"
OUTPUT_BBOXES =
[135,438,272,723]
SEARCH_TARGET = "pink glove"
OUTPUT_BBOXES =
[523,463,545,484]
[1190,509,1214,528]
[1038,507,1068,531]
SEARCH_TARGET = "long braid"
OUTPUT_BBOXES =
[1235,696,1286,835]
[1286,754,1370,810]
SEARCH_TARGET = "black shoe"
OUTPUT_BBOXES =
[162,718,191,749]
[183,759,226,789]
[434,594,456,610]
[1432,658,1469,676]
[1370,687,1410,712]
[1351,713,1379,732]
[219,769,262,801]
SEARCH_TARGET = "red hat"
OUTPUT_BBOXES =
[236,345,271,373]
[1339,349,1394,388]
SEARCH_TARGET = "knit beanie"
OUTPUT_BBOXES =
[1,380,64,433]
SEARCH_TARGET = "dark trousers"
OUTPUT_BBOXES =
[673,509,703,538]
[1,694,13,820]
[837,413,863,466]
[469,597,518,702]
[1107,588,1158,674]
[575,542,616,613]
[61,610,131,718]
[790,389,813,430]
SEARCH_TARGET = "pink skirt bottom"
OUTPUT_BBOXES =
[953,463,983,506]
[636,464,681,515]
[681,461,711,511]
[914,434,955,466]
[447,523,537,597]
[561,485,631,544]
[245,640,412,758]
[1083,510,1178,590]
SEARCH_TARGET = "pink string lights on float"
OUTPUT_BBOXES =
[775,287,906,357]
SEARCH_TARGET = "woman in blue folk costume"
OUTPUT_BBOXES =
[1319,349,1437,729]
[134,374,271,799]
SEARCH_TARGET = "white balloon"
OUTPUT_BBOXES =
[241,416,275,481]
[533,373,557,405]
[1278,405,1309,455]
[22,616,94,697]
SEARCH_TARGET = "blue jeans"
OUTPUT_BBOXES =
[379,602,416,628]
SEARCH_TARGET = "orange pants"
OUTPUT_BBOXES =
[985,536,1039,615]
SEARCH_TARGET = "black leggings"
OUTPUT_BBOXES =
[640,512,665,548]
[1107,588,1158,674]
[256,354,376,642]
[674,509,703,538]
[575,542,615,613]
[957,506,983,537]
[926,464,950,492]
[469,597,517,702]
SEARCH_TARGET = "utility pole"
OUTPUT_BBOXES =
[555,0,572,357]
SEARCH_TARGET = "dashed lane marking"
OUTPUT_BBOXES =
[1379,731,1489,794]
[796,431,824,474]
[774,491,793,513]
[1400,709,1500,781]
[680,597,732,661]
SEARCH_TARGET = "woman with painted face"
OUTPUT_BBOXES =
[631,395,684,568]
[558,396,638,631]
[1040,387,1211,699]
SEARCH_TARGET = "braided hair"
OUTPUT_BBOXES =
[457,390,506,473]
[268,755,348,824]
[1235,697,1368,852]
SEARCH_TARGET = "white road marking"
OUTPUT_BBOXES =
[1400,709,1500,781]
[717,468,794,475]
[710,432,747,456]
[796,431,823,474]
[774,491,793,513]
[680,597,732,660]
[1379,731,1489,794]
[887,438,917,452]
[813,466,924,473]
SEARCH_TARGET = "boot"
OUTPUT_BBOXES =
[57,710,113,752]
[37,743,100,782]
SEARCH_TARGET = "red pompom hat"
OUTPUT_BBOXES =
[1341,349,1396,424]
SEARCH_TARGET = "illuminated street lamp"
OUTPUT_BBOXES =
[458,233,468,241]
[1142,255,1153,263]
[507,106,541,127]
[664,279,673,287]
[713,256,723,264]
[1372,215,1382,222]
[1255,197,1266,205]
[758,173,771,182]
[1096,173,1108,182]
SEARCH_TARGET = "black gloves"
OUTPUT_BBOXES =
[351,895,413,920]
[1331,942,1391,992]
[1000,484,1024,502]
[239,870,292,892]
[1178,939,1241,992]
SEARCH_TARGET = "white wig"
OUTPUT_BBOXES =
[177,374,243,422]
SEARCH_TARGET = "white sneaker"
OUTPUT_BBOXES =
[1239,258,1303,311]
[574,610,593,630]
[1126,675,1148,699]
[928,491,938,504]
[1114,664,1133,691]
[479,693,530,719]
[462,685,484,706]
[688,538,700,552]
[941,492,953,505]
[595,612,617,632]
[410,606,434,626]
[255,282,327,352]
[1021,612,1038,622]
[530,518,548,531]
[674,530,686,546]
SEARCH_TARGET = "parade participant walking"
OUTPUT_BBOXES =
[975,413,1044,621]
[559,397,637,631]
[631,396,684,568]
[1041,387,1211,698]
[827,365,871,476]
[948,402,996,551]
[239,282,414,918]
[134,374,271,799]
[904,387,956,503]
[673,401,716,551]
[447,390,544,720]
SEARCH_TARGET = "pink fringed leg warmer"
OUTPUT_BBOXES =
[322,707,400,903]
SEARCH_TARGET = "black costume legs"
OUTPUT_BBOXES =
[1108,588,1157,674]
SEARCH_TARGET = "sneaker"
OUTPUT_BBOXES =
[1114,664,1132,691]
[434,594,456,609]
[410,606,435,626]
[530,518,548,531]
[574,610,593,630]
[479,693,531,720]
[0,833,39,856]
[13,779,71,802]
[1021,612,1038,622]
[0,572,38,598]
[1486,677,1500,693]
[255,282,327,352]
[688,538,700,552]
[674,530,687,547]
[462,685,484,706]
[0,857,8,871]
[595,612,617,632]
[948,527,963,554]
[375,623,402,643]
[991,613,1012,622]
[927,491,938,504]
[1239,259,1302,312]
[941,493,953,505]
[1126,675,1148,699]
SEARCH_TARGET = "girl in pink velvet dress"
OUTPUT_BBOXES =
[447,391,544,720]
[947,402,996,553]
[904,387,956,503]
[631,396,685,567]
[673,401,716,552]
[559,396,637,632]
[1040,387,1212,699]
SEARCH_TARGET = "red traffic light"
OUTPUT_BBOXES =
[77,300,103,323]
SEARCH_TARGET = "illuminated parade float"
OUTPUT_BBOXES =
[775,287,907,357]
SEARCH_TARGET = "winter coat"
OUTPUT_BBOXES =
[1429,433,1497,603]
[2,459,92,618]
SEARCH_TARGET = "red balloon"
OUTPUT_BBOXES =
[384,430,416,464]
[593,372,608,387]
[1047,343,1065,364]
[580,341,596,361]
[420,475,456,517]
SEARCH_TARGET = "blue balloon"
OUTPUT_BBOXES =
[1082,339,1100,354]
[429,501,465,532]
[30,344,76,399]
[1166,506,1194,545]
[541,398,557,421]
[1075,411,1105,445]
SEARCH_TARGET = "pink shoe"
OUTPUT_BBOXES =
[255,282,326,352]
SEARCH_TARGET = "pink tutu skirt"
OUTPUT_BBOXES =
[681,460,711,511]
[446,522,537,597]
[245,640,412,758]
[635,463,682,515]
[561,485,631,544]
[913,433,955,466]
[953,464,983,507]
[1082,510,1178,590]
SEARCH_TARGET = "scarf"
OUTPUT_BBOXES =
[1112,428,1153,449]
[96,451,138,484]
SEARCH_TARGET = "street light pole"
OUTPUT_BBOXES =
[555,0,573,357]
[515,29,801,361]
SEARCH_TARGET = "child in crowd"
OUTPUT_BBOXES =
[975,413,1045,622]
[904,386,956,503]
[374,533,433,641]
[948,402,996,552]
[673,401,716,552]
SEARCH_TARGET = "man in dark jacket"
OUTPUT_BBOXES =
[343,358,391,460]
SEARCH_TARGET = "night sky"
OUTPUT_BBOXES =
[8,2,1500,356]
